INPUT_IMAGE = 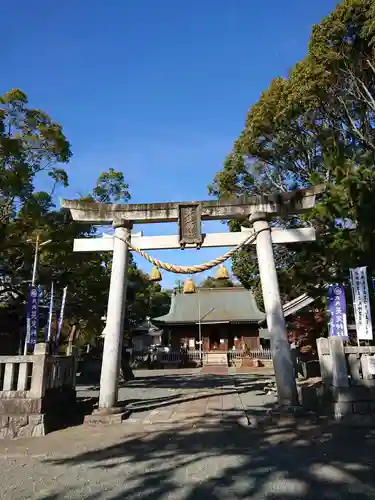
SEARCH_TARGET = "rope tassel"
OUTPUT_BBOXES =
[114,231,258,275]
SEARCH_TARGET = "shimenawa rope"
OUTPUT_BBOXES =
[113,230,258,274]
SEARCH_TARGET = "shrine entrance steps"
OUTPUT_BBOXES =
[203,351,228,367]
[200,364,229,375]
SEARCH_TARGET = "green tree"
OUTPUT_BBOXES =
[0,88,72,350]
[0,89,170,351]
[200,276,234,288]
[0,89,70,227]
[0,88,71,300]
[40,171,170,347]
[210,0,375,308]
[174,279,184,293]
[126,266,171,328]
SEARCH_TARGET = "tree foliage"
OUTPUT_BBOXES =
[0,89,170,350]
[200,276,234,288]
[210,0,375,307]
[0,89,70,226]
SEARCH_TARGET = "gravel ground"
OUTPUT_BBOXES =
[0,372,374,500]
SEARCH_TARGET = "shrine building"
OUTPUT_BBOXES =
[152,286,269,352]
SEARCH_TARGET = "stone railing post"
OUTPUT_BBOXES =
[316,337,333,386]
[29,342,49,399]
[328,337,349,420]
[329,337,348,388]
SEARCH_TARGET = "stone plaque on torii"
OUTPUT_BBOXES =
[61,184,324,414]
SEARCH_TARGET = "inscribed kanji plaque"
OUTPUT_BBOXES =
[178,203,202,248]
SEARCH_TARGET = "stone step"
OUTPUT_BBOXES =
[204,361,228,365]
[200,365,229,375]
[204,353,228,366]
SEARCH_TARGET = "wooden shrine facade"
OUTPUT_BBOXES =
[153,287,267,352]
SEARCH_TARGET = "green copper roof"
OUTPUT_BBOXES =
[152,287,265,325]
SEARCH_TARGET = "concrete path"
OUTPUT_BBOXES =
[0,371,374,499]
[77,370,277,425]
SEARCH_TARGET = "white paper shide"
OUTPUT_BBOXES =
[349,266,373,340]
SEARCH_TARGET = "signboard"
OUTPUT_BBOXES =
[349,267,373,340]
[26,285,40,350]
[327,284,348,339]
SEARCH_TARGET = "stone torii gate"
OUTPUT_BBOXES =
[61,184,324,414]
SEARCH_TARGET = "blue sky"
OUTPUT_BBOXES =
[2,0,338,288]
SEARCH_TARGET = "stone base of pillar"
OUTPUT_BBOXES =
[84,407,131,424]
[93,405,128,415]
[243,406,323,429]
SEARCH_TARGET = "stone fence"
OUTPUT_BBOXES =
[315,337,375,421]
[228,349,273,367]
[0,343,78,438]
[129,349,273,369]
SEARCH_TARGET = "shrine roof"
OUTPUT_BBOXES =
[258,292,315,326]
[131,319,162,336]
[152,287,265,325]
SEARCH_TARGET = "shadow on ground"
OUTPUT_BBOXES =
[78,373,273,391]
[75,375,272,421]
[42,412,375,500]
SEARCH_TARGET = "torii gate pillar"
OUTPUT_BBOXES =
[251,213,298,406]
[97,221,131,411]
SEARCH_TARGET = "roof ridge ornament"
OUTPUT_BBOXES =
[183,278,196,294]
[215,264,230,280]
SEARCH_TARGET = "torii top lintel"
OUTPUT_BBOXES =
[61,184,325,224]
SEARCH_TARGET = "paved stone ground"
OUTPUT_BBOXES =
[77,369,277,425]
[0,370,374,499]
[121,370,276,425]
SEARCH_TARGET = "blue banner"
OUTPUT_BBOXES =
[26,285,40,351]
[328,284,348,339]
